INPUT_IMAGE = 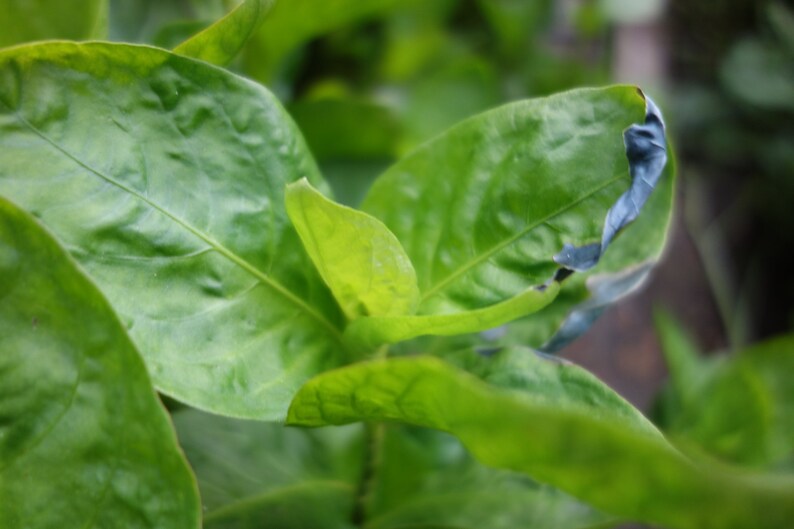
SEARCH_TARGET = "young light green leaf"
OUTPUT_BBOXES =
[286,178,420,321]
[345,282,560,351]
[0,42,347,420]
[0,0,108,47]
[362,86,674,347]
[365,424,613,529]
[288,356,794,529]
[173,409,362,529]
[174,0,275,66]
[0,197,200,529]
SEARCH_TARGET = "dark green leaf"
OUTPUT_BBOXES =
[0,42,348,420]
[288,356,794,529]
[243,0,405,81]
[0,0,108,47]
[0,197,200,528]
[173,408,362,529]
[365,424,612,529]
[288,98,402,160]
[174,0,275,66]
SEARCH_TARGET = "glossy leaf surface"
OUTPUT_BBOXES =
[485,142,674,352]
[0,42,346,420]
[0,0,108,47]
[365,424,612,529]
[173,409,362,529]
[362,86,645,313]
[288,356,794,529]
[345,282,560,351]
[174,0,274,66]
[0,198,200,528]
[286,178,420,321]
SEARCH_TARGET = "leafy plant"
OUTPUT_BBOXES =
[1,3,793,529]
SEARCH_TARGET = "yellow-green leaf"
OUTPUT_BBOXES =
[286,177,420,321]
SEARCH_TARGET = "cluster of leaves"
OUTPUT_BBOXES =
[1,1,793,529]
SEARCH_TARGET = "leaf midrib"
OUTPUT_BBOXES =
[418,173,625,302]
[9,110,347,347]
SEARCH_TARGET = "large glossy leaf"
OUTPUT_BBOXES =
[362,86,674,349]
[288,356,794,529]
[362,86,645,311]
[173,409,362,529]
[656,313,794,470]
[365,424,612,529]
[0,197,200,528]
[286,178,420,321]
[0,0,108,47]
[174,0,275,66]
[243,0,405,82]
[0,42,348,420]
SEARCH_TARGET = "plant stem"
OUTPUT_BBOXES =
[351,422,385,527]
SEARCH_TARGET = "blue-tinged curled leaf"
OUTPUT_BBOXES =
[554,96,668,271]
[361,86,674,350]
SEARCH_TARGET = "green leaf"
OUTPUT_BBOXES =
[0,197,200,528]
[174,0,275,66]
[173,408,362,529]
[288,98,402,160]
[488,111,675,351]
[0,41,348,420]
[243,0,405,81]
[288,356,794,529]
[286,178,420,321]
[657,315,794,469]
[398,56,503,151]
[435,345,659,436]
[654,310,712,411]
[362,86,649,316]
[345,282,560,351]
[0,0,108,47]
[366,424,612,529]
[108,0,224,43]
[475,0,552,58]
